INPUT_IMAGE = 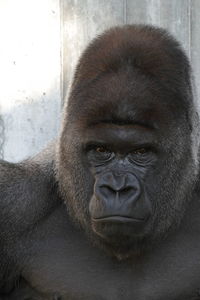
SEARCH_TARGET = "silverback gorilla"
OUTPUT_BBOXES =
[1,24,200,300]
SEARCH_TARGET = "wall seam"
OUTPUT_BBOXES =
[123,0,127,25]
[188,0,192,61]
[60,0,64,106]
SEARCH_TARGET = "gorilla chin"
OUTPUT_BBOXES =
[90,214,152,259]
[91,221,150,259]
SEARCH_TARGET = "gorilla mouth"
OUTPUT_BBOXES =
[92,215,146,224]
[91,215,149,241]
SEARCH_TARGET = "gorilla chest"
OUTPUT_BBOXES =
[22,232,200,300]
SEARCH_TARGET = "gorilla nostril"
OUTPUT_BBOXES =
[100,185,136,199]
[119,186,136,200]
[100,185,116,198]
[120,186,133,194]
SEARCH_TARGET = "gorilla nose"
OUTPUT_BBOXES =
[101,184,135,202]
[96,172,141,203]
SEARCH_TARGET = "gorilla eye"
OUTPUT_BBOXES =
[87,145,114,163]
[131,148,150,155]
[129,147,153,165]
[94,146,113,159]
[95,146,107,153]
[132,148,147,155]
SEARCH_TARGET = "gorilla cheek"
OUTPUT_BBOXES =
[88,171,152,238]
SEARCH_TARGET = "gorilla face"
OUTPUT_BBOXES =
[57,25,199,258]
[86,125,155,244]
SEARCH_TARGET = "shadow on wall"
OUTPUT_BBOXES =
[0,90,62,163]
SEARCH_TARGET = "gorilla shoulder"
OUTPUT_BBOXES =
[0,144,59,239]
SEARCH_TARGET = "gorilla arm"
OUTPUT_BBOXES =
[0,145,60,295]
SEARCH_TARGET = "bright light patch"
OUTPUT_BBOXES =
[0,0,60,113]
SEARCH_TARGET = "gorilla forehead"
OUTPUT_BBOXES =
[69,67,189,132]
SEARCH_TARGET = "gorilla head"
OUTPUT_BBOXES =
[56,25,200,259]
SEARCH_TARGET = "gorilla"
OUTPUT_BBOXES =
[1,24,200,300]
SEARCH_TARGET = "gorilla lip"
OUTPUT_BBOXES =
[92,216,146,223]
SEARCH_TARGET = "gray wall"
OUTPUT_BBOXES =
[0,0,61,162]
[1,0,200,162]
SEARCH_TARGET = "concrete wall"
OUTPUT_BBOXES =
[0,0,61,162]
[1,0,200,162]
